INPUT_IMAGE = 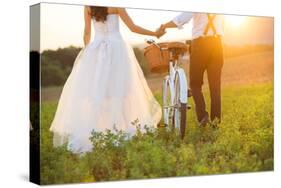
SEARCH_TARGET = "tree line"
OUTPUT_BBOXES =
[31,44,273,87]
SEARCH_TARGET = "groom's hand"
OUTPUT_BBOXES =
[160,24,166,31]
[155,24,166,38]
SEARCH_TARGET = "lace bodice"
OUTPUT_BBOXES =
[92,14,120,38]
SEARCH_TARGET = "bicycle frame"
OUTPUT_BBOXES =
[168,53,188,104]
[162,51,189,128]
[145,39,189,131]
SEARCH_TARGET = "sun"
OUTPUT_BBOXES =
[226,15,246,28]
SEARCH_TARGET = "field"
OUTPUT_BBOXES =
[41,51,273,101]
[39,51,273,184]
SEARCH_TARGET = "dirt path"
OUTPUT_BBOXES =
[146,51,273,91]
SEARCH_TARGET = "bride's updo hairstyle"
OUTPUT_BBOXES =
[90,6,108,22]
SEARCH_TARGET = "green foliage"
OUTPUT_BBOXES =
[39,83,273,184]
[41,60,66,86]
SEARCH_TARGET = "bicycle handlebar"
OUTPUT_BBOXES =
[145,39,162,50]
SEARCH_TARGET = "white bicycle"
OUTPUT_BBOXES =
[144,39,191,139]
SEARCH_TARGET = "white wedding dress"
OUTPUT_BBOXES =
[49,14,162,153]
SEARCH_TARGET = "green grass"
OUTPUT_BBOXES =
[39,83,273,185]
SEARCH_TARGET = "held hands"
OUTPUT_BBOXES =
[155,24,166,38]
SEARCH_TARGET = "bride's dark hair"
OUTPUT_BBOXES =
[90,6,108,22]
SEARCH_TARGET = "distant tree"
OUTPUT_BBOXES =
[41,46,82,87]
[41,60,66,86]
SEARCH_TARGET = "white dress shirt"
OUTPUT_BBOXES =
[172,12,224,40]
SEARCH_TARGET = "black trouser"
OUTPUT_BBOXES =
[190,36,224,122]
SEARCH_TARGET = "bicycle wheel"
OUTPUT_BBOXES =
[174,72,187,139]
[162,76,174,127]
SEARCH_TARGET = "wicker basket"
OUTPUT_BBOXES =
[144,42,188,73]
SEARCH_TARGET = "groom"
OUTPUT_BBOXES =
[158,12,224,126]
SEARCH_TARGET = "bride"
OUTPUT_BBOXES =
[49,6,164,153]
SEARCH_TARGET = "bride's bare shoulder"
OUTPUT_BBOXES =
[107,7,120,15]
[84,6,91,14]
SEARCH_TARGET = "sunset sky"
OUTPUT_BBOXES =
[30,3,274,52]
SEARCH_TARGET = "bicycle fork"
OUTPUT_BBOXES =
[163,61,176,126]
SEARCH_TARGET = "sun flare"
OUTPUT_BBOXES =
[226,15,246,28]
